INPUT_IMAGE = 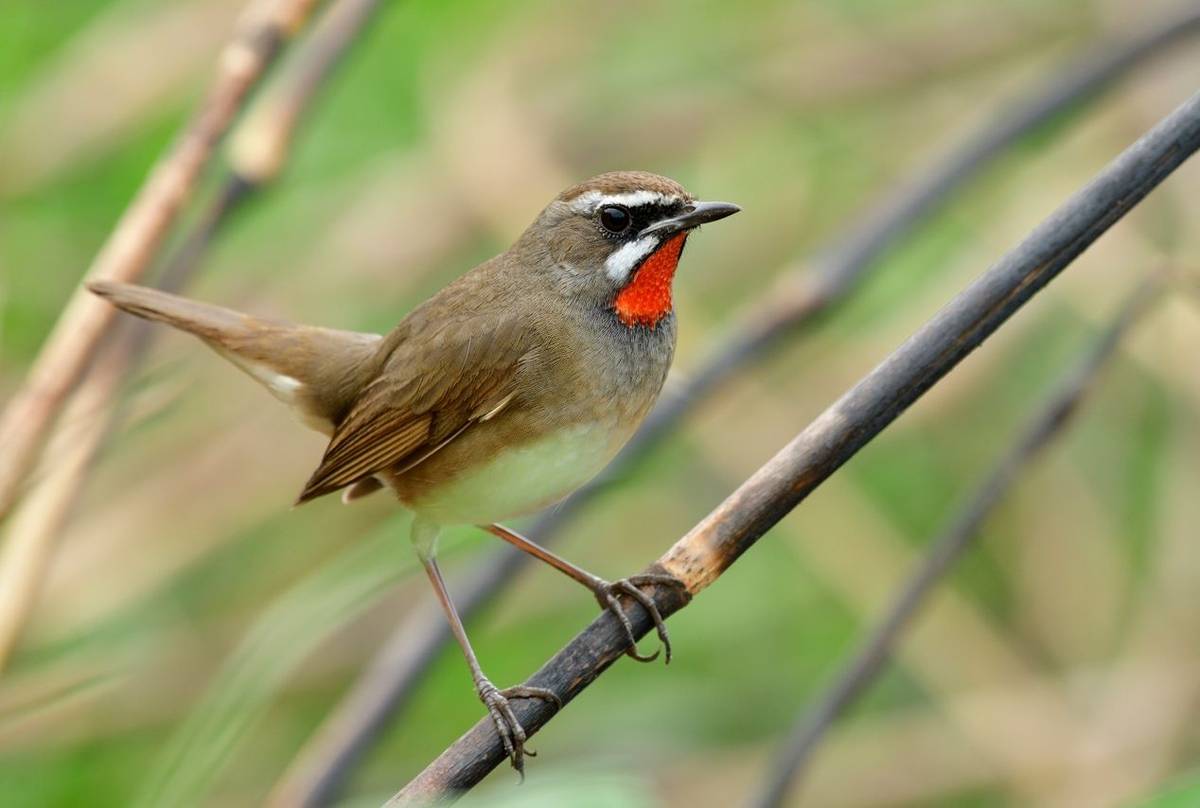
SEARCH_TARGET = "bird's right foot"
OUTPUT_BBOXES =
[591,573,687,664]
[475,678,561,777]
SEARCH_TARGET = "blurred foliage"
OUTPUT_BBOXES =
[1130,772,1200,808]
[2,1,1200,807]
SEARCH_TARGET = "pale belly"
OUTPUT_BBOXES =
[406,423,619,525]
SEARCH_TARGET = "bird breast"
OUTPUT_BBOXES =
[393,306,676,527]
[400,421,618,525]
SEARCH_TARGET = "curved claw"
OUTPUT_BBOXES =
[612,579,674,664]
[499,684,563,710]
[478,682,524,775]
[594,573,686,664]
[597,588,660,662]
[477,681,560,777]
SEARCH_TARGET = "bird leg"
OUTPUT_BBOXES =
[482,523,685,664]
[420,553,560,776]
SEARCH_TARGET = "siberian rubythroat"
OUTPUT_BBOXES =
[90,170,739,771]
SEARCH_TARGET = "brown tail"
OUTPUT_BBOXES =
[88,281,383,434]
[89,280,271,341]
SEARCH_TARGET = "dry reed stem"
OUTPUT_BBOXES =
[0,0,318,522]
[0,0,384,673]
[0,345,129,669]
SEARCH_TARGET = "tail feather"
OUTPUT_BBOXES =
[89,281,383,434]
[89,280,272,340]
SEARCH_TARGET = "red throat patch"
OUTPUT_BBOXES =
[614,233,688,328]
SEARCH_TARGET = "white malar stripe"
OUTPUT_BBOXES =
[570,190,681,214]
[605,235,660,283]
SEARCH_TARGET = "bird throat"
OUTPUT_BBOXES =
[614,233,687,328]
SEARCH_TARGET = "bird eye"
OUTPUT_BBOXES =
[599,205,631,234]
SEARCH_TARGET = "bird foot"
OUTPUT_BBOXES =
[476,679,561,777]
[591,573,687,664]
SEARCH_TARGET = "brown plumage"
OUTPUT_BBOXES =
[90,170,739,774]
[87,281,381,434]
[298,294,533,504]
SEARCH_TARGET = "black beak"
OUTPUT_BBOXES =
[640,200,741,238]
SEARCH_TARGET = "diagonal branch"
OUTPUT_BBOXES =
[0,0,384,671]
[229,0,385,187]
[751,277,1164,808]
[0,0,320,522]
[0,0,384,672]
[387,89,1200,804]
[272,8,1200,804]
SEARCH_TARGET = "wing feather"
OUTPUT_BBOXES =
[295,310,531,504]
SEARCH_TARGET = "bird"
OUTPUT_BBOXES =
[89,170,739,772]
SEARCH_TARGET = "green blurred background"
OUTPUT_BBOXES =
[2,1,1200,806]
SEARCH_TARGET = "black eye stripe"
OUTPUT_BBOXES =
[596,201,687,238]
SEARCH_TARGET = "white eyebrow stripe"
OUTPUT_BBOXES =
[570,190,681,213]
[605,235,660,283]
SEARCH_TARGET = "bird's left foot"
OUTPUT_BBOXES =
[476,679,562,777]
[591,574,687,664]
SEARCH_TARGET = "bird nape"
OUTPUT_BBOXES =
[89,170,740,773]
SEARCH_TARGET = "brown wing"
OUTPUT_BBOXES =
[295,313,533,504]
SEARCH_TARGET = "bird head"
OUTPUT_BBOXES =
[516,171,740,328]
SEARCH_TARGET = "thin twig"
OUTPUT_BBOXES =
[0,0,382,671]
[230,0,385,186]
[387,90,1200,804]
[276,10,1200,804]
[0,0,319,522]
[0,343,128,669]
[750,278,1164,808]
